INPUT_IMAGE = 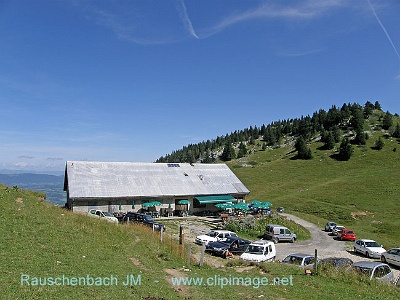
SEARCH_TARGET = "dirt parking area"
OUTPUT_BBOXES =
[160,214,400,280]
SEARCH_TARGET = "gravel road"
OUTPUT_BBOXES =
[164,214,399,279]
[276,213,400,279]
[275,213,349,261]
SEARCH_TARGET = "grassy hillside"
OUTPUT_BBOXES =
[1,185,399,299]
[228,117,400,249]
[1,109,399,299]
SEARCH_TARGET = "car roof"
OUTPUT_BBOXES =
[357,239,377,242]
[352,261,389,268]
[286,253,313,258]
[320,257,352,262]
[225,236,248,241]
[250,240,274,245]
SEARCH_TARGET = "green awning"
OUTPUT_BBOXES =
[194,195,237,204]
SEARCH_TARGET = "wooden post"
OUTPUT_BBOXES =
[187,244,191,268]
[199,242,205,267]
[160,227,163,242]
[314,249,318,275]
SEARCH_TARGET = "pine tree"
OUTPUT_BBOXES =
[220,140,236,161]
[374,137,384,150]
[237,142,247,158]
[354,129,366,145]
[324,131,336,150]
[392,122,400,138]
[295,136,312,159]
[374,101,382,110]
[382,111,393,130]
[339,138,353,160]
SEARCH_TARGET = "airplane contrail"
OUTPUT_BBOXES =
[176,0,199,39]
[367,0,400,63]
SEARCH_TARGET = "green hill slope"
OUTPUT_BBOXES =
[1,185,399,299]
[229,125,400,248]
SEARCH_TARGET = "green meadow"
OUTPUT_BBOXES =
[1,111,400,299]
[1,174,399,299]
[230,128,400,249]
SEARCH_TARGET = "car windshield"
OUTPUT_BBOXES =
[144,215,153,222]
[365,241,380,247]
[283,256,303,265]
[206,231,218,237]
[102,212,113,217]
[352,266,373,276]
[345,231,354,234]
[245,245,264,254]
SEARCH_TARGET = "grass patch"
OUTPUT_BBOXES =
[225,214,311,241]
[1,185,399,299]
[230,131,400,248]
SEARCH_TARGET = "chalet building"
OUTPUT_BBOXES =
[63,161,250,216]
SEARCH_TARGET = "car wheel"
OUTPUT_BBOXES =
[290,237,295,243]
[381,256,386,263]
[273,238,278,244]
[365,252,369,258]
[354,247,357,253]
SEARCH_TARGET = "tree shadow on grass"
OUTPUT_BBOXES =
[329,153,349,161]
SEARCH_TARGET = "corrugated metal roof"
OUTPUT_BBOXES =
[65,161,250,199]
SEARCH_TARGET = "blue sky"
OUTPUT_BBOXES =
[0,0,399,173]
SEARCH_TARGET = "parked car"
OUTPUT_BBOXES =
[338,229,356,241]
[240,240,276,262]
[381,248,400,267]
[122,212,165,231]
[317,257,353,270]
[87,209,119,223]
[331,225,345,236]
[276,207,284,213]
[325,222,337,232]
[354,239,386,258]
[206,237,251,258]
[350,261,394,284]
[194,230,237,245]
[281,253,316,267]
[395,276,400,288]
[264,224,296,244]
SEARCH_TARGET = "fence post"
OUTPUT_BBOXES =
[199,242,205,267]
[313,249,318,275]
[187,244,191,268]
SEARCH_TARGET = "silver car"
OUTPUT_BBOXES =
[381,248,400,267]
[325,222,337,232]
[353,239,386,258]
[350,261,394,284]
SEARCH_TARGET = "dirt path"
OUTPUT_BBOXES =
[163,215,399,279]
[275,213,348,260]
[277,213,400,279]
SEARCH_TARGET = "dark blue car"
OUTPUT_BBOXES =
[206,237,251,258]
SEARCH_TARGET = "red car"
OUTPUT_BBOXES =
[339,229,356,241]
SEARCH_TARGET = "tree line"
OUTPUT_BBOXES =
[155,101,399,163]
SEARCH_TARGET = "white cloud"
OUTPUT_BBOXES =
[200,0,348,38]
[175,0,199,39]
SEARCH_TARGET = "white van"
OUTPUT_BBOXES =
[240,240,276,262]
[264,224,296,243]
